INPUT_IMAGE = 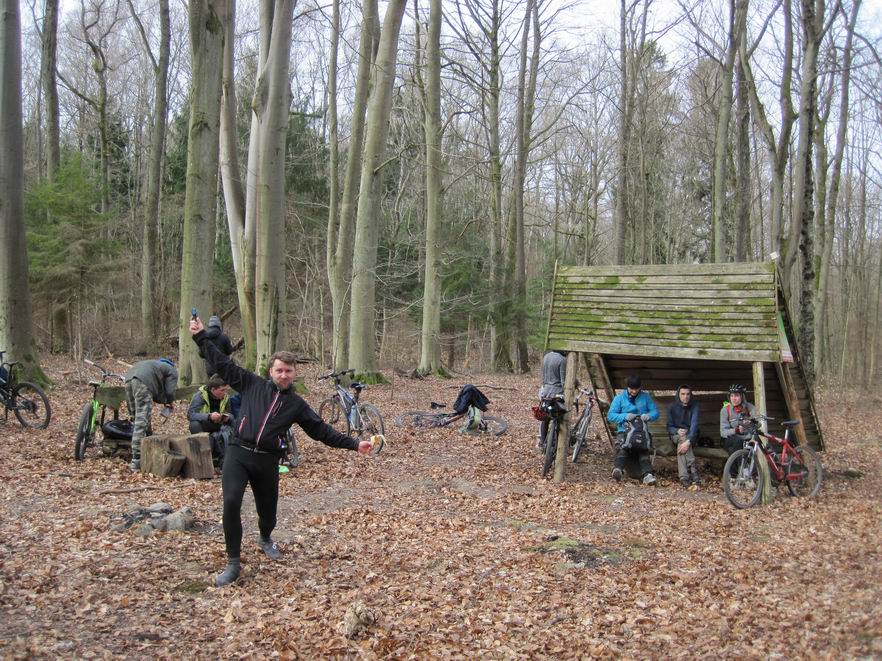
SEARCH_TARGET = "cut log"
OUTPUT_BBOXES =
[141,436,186,478]
[140,433,214,479]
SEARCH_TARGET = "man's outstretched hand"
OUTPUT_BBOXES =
[357,440,372,454]
[189,317,204,335]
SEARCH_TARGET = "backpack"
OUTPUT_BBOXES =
[622,418,652,451]
[461,405,483,432]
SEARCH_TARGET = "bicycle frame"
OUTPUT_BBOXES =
[744,425,801,484]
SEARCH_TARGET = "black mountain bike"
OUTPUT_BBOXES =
[0,350,51,429]
[569,388,597,463]
[534,396,568,478]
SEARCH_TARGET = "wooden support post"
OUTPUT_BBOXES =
[775,362,809,446]
[753,362,772,504]
[554,352,578,483]
[589,353,617,450]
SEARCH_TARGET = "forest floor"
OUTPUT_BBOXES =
[1,356,881,659]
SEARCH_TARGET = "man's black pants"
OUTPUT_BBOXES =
[614,432,653,477]
[221,444,279,559]
[189,420,222,434]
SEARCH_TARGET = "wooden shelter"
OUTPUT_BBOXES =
[544,261,823,461]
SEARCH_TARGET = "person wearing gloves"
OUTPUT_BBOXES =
[189,316,373,587]
[124,358,178,471]
[666,384,701,487]
[607,373,660,485]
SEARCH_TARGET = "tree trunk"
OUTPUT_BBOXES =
[347,0,408,379]
[711,0,741,262]
[135,0,170,349]
[418,0,443,374]
[325,0,341,365]
[613,0,628,264]
[178,0,226,385]
[219,0,257,369]
[815,0,860,376]
[734,18,750,262]
[0,0,45,381]
[41,0,60,181]
[329,0,376,370]
[254,0,296,372]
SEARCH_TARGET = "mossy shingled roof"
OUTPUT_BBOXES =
[545,262,782,362]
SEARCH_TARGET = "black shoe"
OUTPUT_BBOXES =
[259,537,281,560]
[215,559,241,587]
[690,473,701,486]
[680,478,691,488]
[612,467,623,482]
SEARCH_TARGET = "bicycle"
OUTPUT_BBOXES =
[533,396,567,477]
[317,369,385,439]
[74,359,127,460]
[395,402,508,436]
[0,350,51,429]
[722,415,823,509]
[569,388,597,463]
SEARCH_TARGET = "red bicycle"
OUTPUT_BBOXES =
[722,415,823,509]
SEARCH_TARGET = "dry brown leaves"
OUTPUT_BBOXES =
[0,356,880,659]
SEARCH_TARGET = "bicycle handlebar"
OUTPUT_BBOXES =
[319,368,355,381]
[84,359,123,382]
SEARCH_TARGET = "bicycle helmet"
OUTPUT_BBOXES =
[728,384,747,394]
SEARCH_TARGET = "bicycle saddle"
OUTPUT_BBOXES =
[781,419,801,427]
[430,401,446,409]
[351,382,364,391]
[88,380,101,387]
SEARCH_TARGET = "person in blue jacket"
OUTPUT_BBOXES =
[607,373,659,485]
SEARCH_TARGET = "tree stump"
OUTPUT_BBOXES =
[141,434,214,479]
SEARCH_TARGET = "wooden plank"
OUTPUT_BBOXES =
[548,332,781,351]
[554,289,776,301]
[557,262,774,277]
[550,320,778,341]
[556,281,774,292]
[551,314,779,335]
[548,339,780,362]
[556,273,775,286]
[553,302,777,316]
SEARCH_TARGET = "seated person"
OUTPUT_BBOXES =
[187,375,233,434]
[607,374,659,485]
[666,384,701,487]
[720,384,756,456]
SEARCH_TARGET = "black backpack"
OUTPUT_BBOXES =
[622,418,652,451]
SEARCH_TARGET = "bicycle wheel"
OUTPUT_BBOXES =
[357,403,385,438]
[542,421,558,478]
[74,402,95,460]
[12,381,51,429]
[318,397,350,436]
[570,412,591,462]
[723,448,764,509]
[786,445,823,498]
[394,411,439,429]
[479,415,507,436]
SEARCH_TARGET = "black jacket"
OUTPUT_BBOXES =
[193,331,358,455]
[198,326,234,376]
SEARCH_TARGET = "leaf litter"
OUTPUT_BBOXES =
[0,356,880,658]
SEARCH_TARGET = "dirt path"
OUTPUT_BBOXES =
[1,358,880,658]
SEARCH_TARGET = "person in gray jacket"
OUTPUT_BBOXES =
[536,350,567,451]
[720,384,757,456]
[125,358,178,471]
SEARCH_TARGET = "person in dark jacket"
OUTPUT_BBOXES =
[198,315,235,376]
[189,316,372,587]
[666,384,701,487]
[187,374,233,434]
[124,358,178,471]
